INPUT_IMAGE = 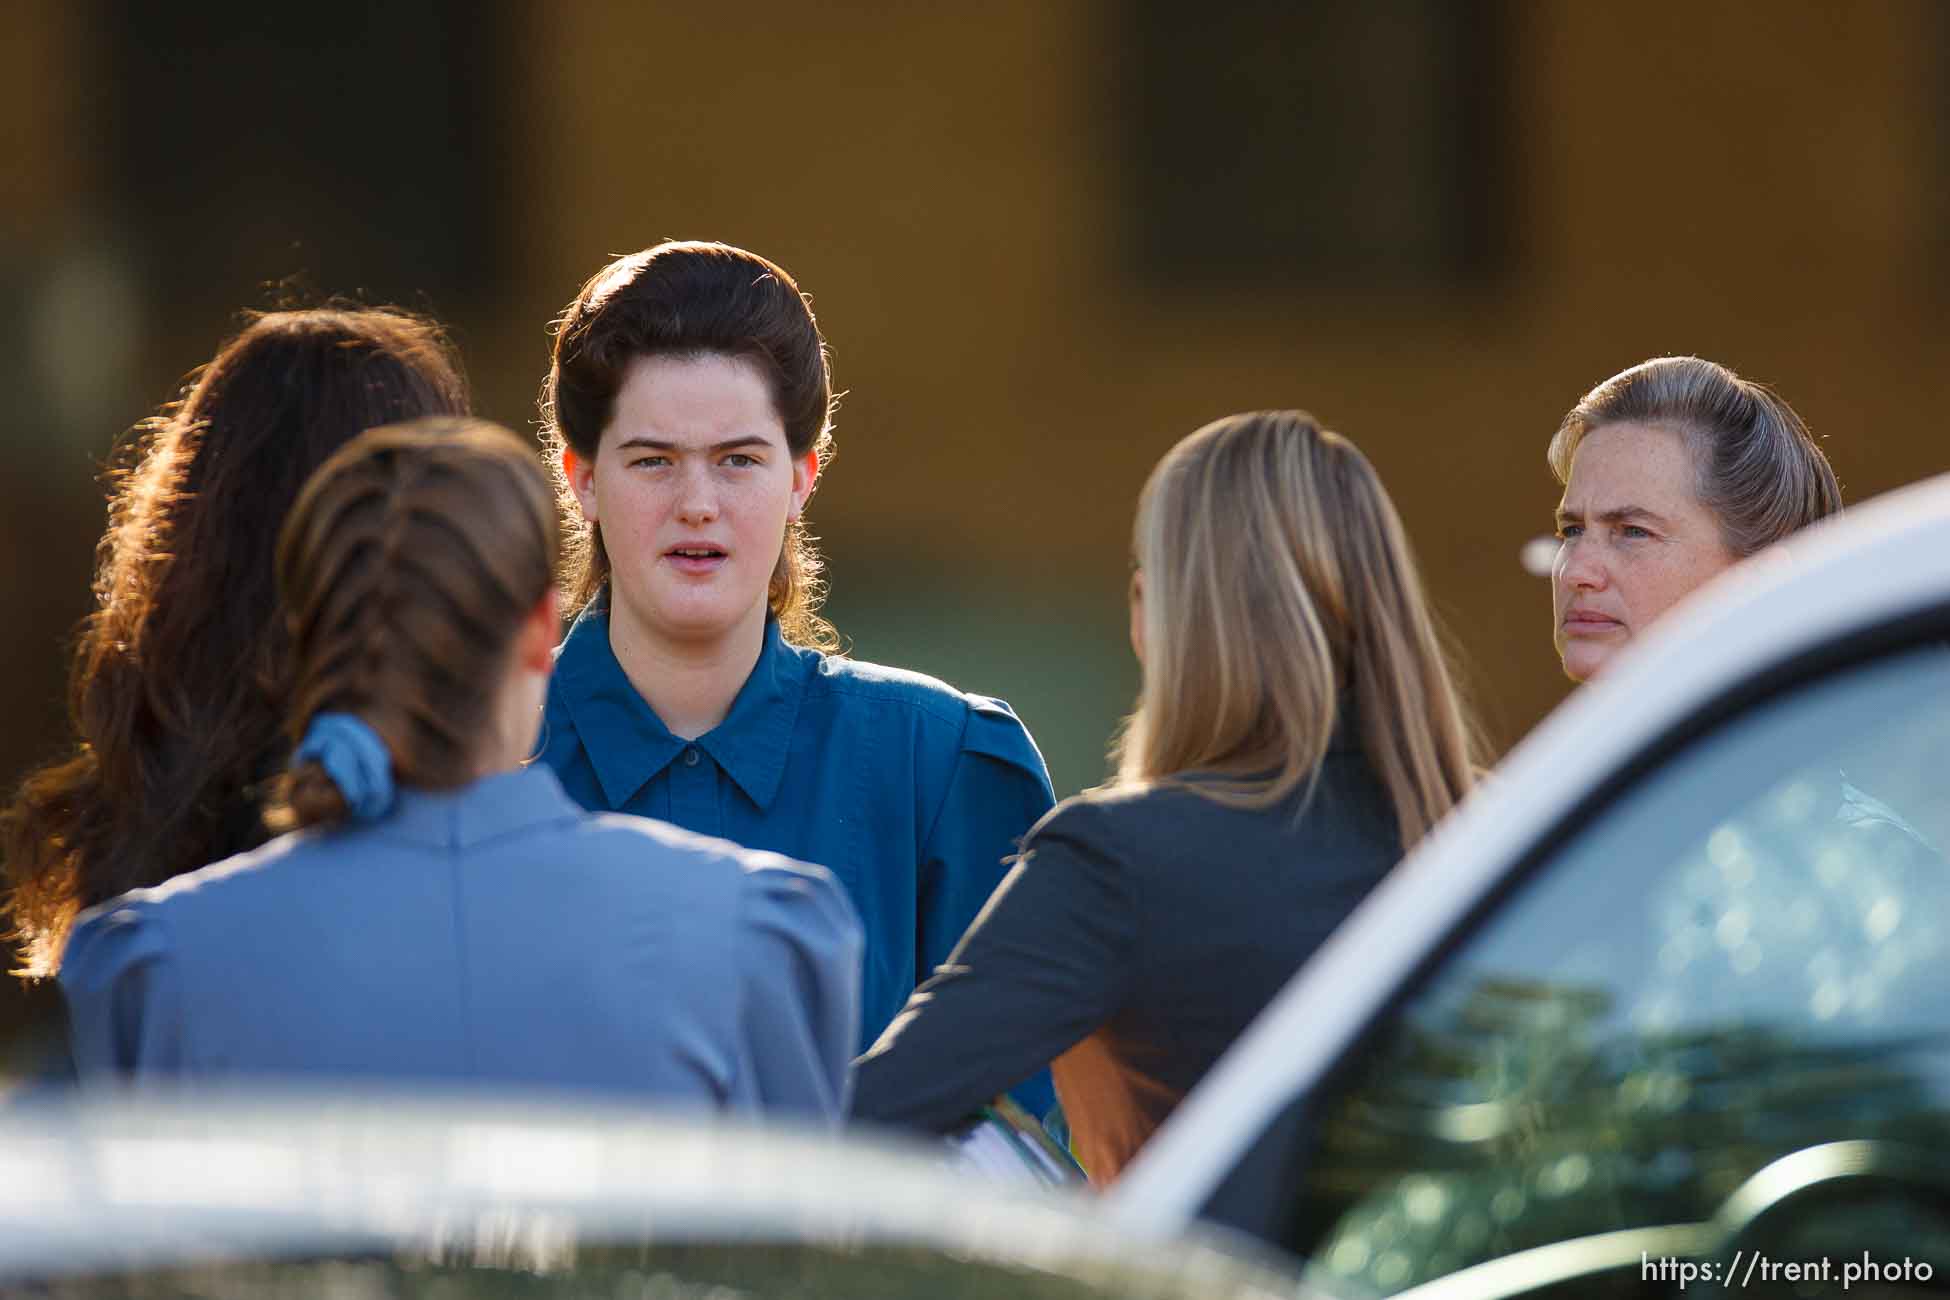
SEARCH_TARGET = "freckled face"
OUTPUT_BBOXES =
[567,353,816,652]
[1552,422,1737,682]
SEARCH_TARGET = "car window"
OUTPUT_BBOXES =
[1288,642,1950,1298]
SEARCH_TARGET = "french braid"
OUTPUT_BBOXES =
[268,418,558,831]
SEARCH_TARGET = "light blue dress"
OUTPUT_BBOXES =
[59,765,862,1121]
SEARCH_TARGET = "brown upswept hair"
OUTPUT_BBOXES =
[1548,356,1842,557]
[266,418,559,831]
[3,308,468,976]
[540,240,839,648]
[1114,411,1485,849]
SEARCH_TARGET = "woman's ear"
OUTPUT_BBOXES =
[788,449,820,522]
[563,447,598,522]
[517,589,562,673]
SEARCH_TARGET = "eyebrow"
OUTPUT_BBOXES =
[1554,504,1675,529]
[614,436,773,454]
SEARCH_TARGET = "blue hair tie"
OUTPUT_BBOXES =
[292,713,396,822]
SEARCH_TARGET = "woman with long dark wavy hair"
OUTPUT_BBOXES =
[3,308,469,977]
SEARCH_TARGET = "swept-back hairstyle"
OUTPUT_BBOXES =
[266,418,559,831]
[540,240,839,648]
[1548,356,1841,556]
[1114,411,1483,848]
[4,308,468,975]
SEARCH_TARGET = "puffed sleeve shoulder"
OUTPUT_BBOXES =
[959,696,1057,794]
[58,902,190,1080]
[923,695,1057,897]
[919,696,1056,962]
[734,857,865,1123]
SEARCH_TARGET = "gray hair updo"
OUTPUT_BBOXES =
[1548,356,1842,557]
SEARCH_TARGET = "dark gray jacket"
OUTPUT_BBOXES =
[853,728,1401,1180]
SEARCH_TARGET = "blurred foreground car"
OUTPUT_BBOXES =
[1109,475,1950,1298]
[0,1092,1320,1300]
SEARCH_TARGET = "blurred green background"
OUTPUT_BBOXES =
[5,1,1948,1061]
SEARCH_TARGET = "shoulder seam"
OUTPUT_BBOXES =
[806,678,972,729]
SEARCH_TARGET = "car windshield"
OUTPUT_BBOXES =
[1289,641,1950,1297]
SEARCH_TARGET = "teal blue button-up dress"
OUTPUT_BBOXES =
[542,608,1057,1118]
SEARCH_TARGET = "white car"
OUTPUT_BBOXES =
[1,1091,1319,1300]
[1108,474,1950,1298]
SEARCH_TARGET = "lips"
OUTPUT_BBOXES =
[1561,609,1623,634]
[663,543,728,575]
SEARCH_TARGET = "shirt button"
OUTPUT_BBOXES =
[683,746,700,767]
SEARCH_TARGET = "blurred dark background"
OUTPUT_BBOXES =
[5,1,1947,1063]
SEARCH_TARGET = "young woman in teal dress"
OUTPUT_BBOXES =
[537,241,1055,1116]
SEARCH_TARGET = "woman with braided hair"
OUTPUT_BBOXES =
[59,419,861,1116]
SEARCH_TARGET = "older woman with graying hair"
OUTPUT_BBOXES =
[1550,355,1843,682]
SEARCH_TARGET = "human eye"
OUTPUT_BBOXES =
[722,452,758,468]
[628,453,670,469]
[1620,524,1652,540]
[1555,523,1582,541]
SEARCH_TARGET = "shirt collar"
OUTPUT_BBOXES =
[693,618,805,812]
[381,765,585,850]
[554,605,806,812]
[555,605,686,808]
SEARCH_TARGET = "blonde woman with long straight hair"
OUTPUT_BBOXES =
[853,410,1483,1182]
